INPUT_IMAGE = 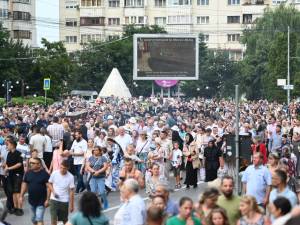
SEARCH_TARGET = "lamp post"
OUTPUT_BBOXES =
[1,80,12,105]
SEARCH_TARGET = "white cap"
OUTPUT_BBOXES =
[107,115,114,120]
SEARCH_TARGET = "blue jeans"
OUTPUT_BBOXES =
[74,164,85,192]
[30,205,46,223]
[90,177,108,209]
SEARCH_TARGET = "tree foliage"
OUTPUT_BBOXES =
[240,5,300,100]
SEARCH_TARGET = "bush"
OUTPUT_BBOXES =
[0,96,54,106]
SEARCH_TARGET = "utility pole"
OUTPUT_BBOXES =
[287,26,290,106]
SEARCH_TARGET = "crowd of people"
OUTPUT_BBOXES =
[0,96,300,225]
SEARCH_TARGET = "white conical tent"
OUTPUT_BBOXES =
[99,68,132,98]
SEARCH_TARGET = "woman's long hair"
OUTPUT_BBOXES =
[240,195,263,214]
[80,192,102,218]
[207,207,230,225]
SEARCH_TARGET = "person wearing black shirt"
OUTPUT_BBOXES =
[20,157,50,225]
[4,136,24,216]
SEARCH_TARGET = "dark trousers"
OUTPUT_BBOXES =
[0,175,13,210]
[74,165,85,192]
[43,152,53,169]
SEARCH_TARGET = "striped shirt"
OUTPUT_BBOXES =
[47,123,64,147]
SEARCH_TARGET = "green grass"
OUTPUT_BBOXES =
[0,96,54,106]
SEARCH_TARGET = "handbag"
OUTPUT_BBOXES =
[87,156,105,183]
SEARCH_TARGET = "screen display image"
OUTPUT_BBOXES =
[133,34,199,80]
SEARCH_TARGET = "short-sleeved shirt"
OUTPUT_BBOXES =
[6,150,24,176]
[269,187,298,207]
[166,216,202,225]
[71,139,87,165]
[29,134,46,158]
[70,212,109,225]
[217,195,241,225]
[24,169,50,206]
[49,170,75,202]
[171,149,182,167]
[242,164,272,204]
[88,155,107,178]
[120,195,146,225]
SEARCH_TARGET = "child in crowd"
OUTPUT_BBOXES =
[207,208,230,225]
[171,142,182,189]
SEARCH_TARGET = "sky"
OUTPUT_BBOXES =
[36,0,59,46]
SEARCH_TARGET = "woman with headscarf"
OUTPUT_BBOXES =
[183,133,200,188]
[204,140,223,182]
[106,138,124,191]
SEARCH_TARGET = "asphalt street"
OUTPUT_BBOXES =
[5,181,207,225]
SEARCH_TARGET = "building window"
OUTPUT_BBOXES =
[155,0,166,6]
[0,9,9,18]
[13,30,31,39]
[65,19,77,27]
[138,16,144,24]
[124,0,144,7]
[108,18,120,25]
[13,11,31,20]
[197,16,209,24]
[108,35,119,41]
[197,0,209,5]
[228,50,243,61]
[154,17,166,25]
[227,16,240,24]
[81,0,102,6]
[168,15,191,24]
[81,34,101,43]
[80,17,105,26]
[124,16,144,24]
[108,0,120,7]
[228,0,240,5]
[65,36,77,43]
[200,34,209,42]
[243,14,252,24]
[227,34,240,42]
[168,0,191,5]
[12,0,31,4]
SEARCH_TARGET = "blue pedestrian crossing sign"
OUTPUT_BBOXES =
[43,78,51,90]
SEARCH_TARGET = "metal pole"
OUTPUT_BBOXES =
[6,81,9,105]
[287,26,290,105]
[167,87,171,98]
[151,81,154,97]
[45,90,47,105]
[160,87,163,97]
[235,85,240,194]
[177,82,180,99]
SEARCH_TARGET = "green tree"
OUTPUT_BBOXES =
[241,5,300,100]
[69,25,166,96]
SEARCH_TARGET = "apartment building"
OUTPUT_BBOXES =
[59,0,298,60]
[0,0,37,47]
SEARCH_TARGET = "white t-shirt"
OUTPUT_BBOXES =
[171,149,182,167]
[49,170,75,203]
[71,139,88,165]
[115,134,132,151]
[29,134,46,158]
[44,135,53,153]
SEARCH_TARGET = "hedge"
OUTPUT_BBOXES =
[0,96,54,106]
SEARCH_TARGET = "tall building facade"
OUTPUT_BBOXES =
[0,0,37,47]
[59,0,299,59]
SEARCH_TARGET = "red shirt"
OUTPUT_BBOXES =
[251,143,267,164]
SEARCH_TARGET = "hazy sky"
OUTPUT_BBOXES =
[36,0,59,46]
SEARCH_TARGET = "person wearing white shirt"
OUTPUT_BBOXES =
[70,130,87,193]
[116,179,146,225]
[115,127,132,152]
[48,160,75,225]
